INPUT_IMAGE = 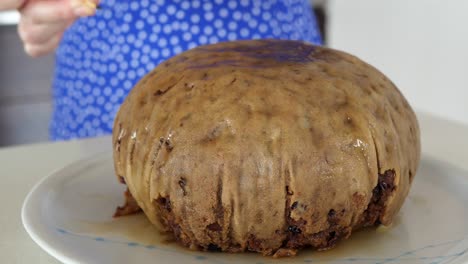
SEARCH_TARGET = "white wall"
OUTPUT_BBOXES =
[327,0,468,125]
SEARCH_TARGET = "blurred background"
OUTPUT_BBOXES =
[0,0,467,147]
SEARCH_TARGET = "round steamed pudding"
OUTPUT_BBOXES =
[112,40,420,257]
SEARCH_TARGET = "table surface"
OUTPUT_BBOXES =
[1,112,467,264]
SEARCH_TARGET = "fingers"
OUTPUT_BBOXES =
[18,18,73,47]
[20,1,78,24]
[18,0,100,57]
[0,0,26,11]
[24,33,63,57]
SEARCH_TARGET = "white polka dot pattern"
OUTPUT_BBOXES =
[51,0,322,140]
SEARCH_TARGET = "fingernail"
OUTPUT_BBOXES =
[24,44,31,54]
[24,44,39,57]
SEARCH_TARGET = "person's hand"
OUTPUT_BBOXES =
[1,0,99,57]
[0,0,26,10]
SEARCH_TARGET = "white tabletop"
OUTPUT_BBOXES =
[1,136,111,264]
[1,112,467,264]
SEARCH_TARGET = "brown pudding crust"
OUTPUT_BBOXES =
[113,188,142,217]
[112,40,420,256]
[115,169,396,256]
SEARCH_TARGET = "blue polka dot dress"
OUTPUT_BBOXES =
[51,0,322,140]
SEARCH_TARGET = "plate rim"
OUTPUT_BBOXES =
[21,152,110,264]
[21,152,468,264]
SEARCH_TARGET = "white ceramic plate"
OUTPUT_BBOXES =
[22,152,468,264]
